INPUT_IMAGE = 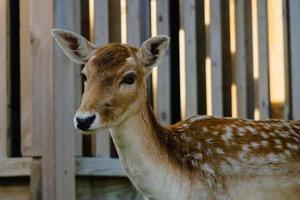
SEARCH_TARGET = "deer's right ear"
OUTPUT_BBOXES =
[51,29,96,64]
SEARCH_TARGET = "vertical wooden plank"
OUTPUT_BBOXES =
[29,158,42,200]
[235,0,247,118]
[0,0,9,158]
[235,0,253,118]
[126,0,151,44]
[20,0,82,158]
[91,0,111,157]
[209,0,223,116]
[256,0,270,119]
[93,0,109,46]
[154,0,171,124]
[289,0,300,119]
[126,0,142,46]
[268,0,289,119]
[20,0,55,198]
[179,0,198,119]
[47,0,81,199]
[20,0,34,156]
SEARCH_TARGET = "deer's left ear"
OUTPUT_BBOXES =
[51,28,96,64]
[140,35,170,69]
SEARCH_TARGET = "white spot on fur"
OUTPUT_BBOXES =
[242,144,250,152]
[126,56,136,65]
[205,149,213,156]
[238,152,247,161]
[269,132,276,137]
[261,140,268,147]
[275,144,283,149]
[261,132,269,139]
[213,131,219,136]
[284,149,292,156]
[274,139,282,144]
[238,127,246,133]
[196,142,202,150]
[246,126,257,134]
[216,148,224,154]
[192,153,203,160]
[206,138,213,144]
[202,127,208,133]
[251,142,260,149]
[222,126,233,141]
[268,153,279,162]
[287,143,299,151]
[201,163,215,176]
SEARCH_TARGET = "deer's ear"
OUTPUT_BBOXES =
[51,29,96,64]
[140,35,169,68]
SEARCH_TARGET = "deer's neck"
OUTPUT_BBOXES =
[109,101,191,199]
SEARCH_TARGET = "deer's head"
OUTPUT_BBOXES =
[51,29,169,132]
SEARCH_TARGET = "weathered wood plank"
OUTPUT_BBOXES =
[180,0,198,119]
[76,157,126,177]
[29,158,42,200]
[235,0,253,118]
[42,0,82,199]
[289,0,300,119]
[256,0,270,119]
[267,0,289,119]
[0,158,31,177]
[235,0,247,119]
[76,177,141,200]
[209,0,223,116]
[0,0,10,158]
[126,0,149,46]
[91,0,111,157]
[0,178,30,200]
[154,0,171,124]
[20,0,33,157]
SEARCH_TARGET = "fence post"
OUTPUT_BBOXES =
[0,0,10,158]
[91,0,111,157]
[179,0,198,119]
[256,0,270,119]
[154,0,171,124]
[289,0,300,119]
[235,0,254,119]
[209,0,223,116]
[267,0,290,119]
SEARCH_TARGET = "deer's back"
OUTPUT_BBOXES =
[160,116,300,199]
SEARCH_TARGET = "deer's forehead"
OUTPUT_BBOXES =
[91,43,137,71]
[83,44,142,77]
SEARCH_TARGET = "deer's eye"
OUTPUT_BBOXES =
[121,73,136,85]
[81,73,87,82]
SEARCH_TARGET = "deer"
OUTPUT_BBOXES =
[51,29,300,200]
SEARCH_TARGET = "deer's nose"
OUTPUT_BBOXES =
[74,114,96,131]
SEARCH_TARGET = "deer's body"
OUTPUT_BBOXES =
[52,29,300,200]
[111,101,300,200]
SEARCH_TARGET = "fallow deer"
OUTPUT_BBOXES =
[51,29,300,200]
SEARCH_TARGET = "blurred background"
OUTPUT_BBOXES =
[0,0,299,199]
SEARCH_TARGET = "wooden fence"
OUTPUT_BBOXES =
[0,0,300,199]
